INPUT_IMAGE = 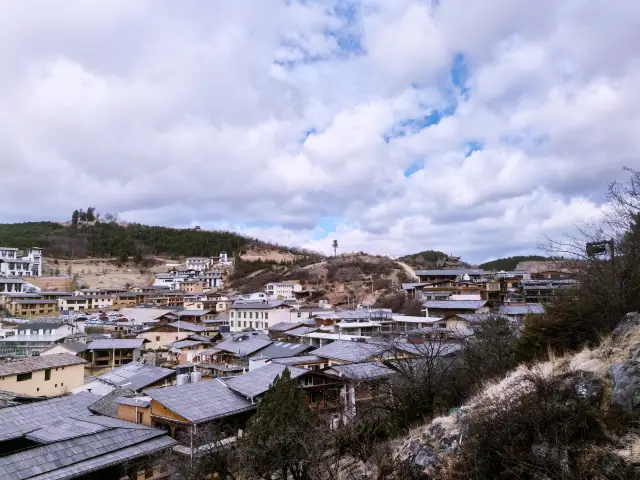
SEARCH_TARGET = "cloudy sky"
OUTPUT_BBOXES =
[1,1,639,263]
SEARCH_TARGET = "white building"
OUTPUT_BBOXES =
[229,300,294,332]
[152,273,190,290]
[0,278,26,293]
[266,282,302,300]
[185,257,212,272]
[0,247,43,277]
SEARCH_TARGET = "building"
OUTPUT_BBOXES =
[0,353,86,396]
[145,377,256,440]
[0,278,25,293]
[498,303,545,321]
[229,300,294,332]
[311,340,390,366]
[266,281,302,300]
[0,322,74,357]
[422,300,489,318]
[136,321,209,350]
[40,341,87,356]
[181,279,207,293]
[185,257,213,272]
[73,362,176,397]
[81,338,148,375]
[4,298,58,317]
[520,279,578,303]
[415,269,487,283]
[0,393,176,479]
[0,247,43,277]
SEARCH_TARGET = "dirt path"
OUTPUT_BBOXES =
[396,261,420,282]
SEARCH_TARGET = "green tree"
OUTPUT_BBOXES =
[71,210,79,227]
[238,369,324,480]
[86,207,96,222]
[332,239,338,256]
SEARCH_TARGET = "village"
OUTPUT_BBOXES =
[0,246,576,479]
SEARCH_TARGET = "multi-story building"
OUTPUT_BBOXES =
[266,281,302,300]
[6,299,58,317]
[229,300,294,332]
[0,278,26,293]
[0,247,43,277]
[0,322,74,357]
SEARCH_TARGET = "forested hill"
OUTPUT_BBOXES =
[478,255,550,271]
[0,221,319,260]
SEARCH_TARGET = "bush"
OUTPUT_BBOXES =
[449,371,628,480]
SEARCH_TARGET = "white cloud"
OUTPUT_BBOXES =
[0,0,638,263]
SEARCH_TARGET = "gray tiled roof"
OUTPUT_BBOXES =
[498,304,545,315]
[117,396,151,408]
[169,339,208,349]
[422,300,487,310]
[231,300,291,310]
[324,361,396,381]
[0,392,98,442]
[176,309,213,317]
[87,338,146,350]
[454,313,495,324]
[167,321,208,332]
[0,389,39,409]
[415,269,486,276]
[214,337,272,357]
[268,322,303,332]
[283,326,318,337]
[311,340,389,363]
[147,380,255,423]
[0,421,174,480]
[88,388,135,418]
[249,341,312,360]
[98,362,174,391]
[271,355,323,365]
[224,363,308,398]
[46,341,87,354]
[0,353,86,377]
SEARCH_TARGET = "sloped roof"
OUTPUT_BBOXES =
[415,269,486,276]
[0,353,86,377]
[423,300,487,310]
[98,362,174,391]
[324,362,396,381]
[0,419,175,480]
[283,326,318,337]
[498,304,545,315]
[224,363,308,398]
[87,338,146,350]
[0,392,98,442]
[167,321,208,332]
[311,340,389,363]
[271,355,323,365]
[147,380,254,423]
[248,341,312,360]
[214,337,272,357]
[268,322,303,332]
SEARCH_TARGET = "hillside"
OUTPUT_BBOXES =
[0,221,323,262]
[478,255,550,271]
[398,250,448,269]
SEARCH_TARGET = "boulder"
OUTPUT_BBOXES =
[573,373,603,405]
[628,343,640,361]
[411,445,441,470]
[612,312,640,342]
[607,361,640,412]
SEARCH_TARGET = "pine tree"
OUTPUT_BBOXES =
[71,210,79,227]
[238,369,324,480]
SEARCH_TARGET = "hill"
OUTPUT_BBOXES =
[0,221,323,262]
[398,250,448,269]
[478,255,550,271]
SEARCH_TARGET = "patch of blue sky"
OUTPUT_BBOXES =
[403,163,423,177]
[312,215,340,240]
[450,53,470,98]
[465,141,484,157]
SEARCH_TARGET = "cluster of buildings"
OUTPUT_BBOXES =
[0,251,580,479]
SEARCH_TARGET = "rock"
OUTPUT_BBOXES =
[573,373,603,405]
[612,312,640,342]
[531,444,571,475]
[423,422,460,453]
[412,445,441,470]
[629,343,640,361]
[608,361,640,412]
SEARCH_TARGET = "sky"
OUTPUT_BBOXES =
[1,1,639,263]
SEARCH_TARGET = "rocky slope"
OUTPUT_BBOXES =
[365,313,640,478]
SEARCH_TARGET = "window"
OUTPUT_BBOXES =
[156,336,161,342]
[17,373,32,382]
[297,312,302,318]
[243,312,247,319]
[61,383,64,387]
[230,311,234,318]
[265,313,269,320]
[55,384,58,387]
[37,388,39,392]
[44,369,51,381]
[230,321,234,327]
[138,412,144,424]
[249,312,253,319]
[249,322,253,328]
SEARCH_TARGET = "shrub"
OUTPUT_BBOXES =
[449,371,628,480]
